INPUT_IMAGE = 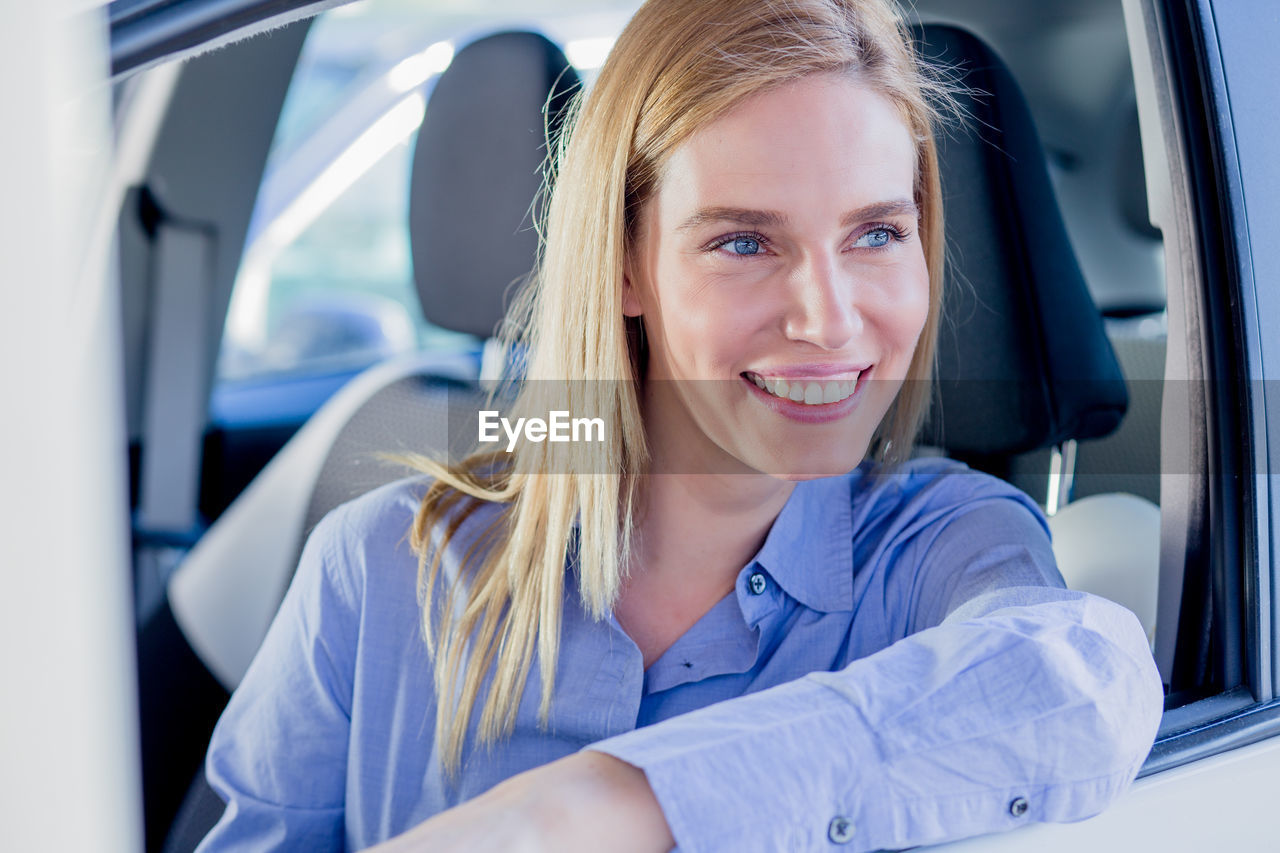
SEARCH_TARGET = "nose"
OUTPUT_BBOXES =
[782,253,863,349]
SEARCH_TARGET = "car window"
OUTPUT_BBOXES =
[215,0,639,387]
[217,107,437,383]
[216,8,462,385]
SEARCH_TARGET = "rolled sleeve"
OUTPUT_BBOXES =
[586,496,1164,852]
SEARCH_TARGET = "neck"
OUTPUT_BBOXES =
[611,385,798,668]
[624,376,797,590]
[614,471,793,669]
[627,470,795,591]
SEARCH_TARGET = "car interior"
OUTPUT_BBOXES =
[108,0,1247,849]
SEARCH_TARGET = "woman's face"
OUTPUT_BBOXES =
[625,73,930,479]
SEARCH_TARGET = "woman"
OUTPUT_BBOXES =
[197,0,1163,850]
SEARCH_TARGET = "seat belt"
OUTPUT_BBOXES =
[136,214,216,539]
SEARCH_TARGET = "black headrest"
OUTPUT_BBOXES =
[913,24,1128,456]
[409,31,581,338]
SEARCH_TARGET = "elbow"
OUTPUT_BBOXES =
[1041,594,1164,806]
[1088,669,1161,786]
[1090,594,1164,755]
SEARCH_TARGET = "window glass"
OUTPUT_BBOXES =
[217,124,445,383]
[216,0,640,385]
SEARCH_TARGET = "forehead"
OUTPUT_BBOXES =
[654,74,917,222]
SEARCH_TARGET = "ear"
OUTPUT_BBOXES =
[621,263,645,318]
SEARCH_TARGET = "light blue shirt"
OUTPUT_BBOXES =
[197,457,1163,852]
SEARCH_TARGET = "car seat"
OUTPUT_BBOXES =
[160,23,1159,851]
[158,30,581,851]
[907,25,1158,646]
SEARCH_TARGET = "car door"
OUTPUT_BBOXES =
[1,3,140,852]
[929,0,1280,846]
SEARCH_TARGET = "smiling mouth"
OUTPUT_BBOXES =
[741,371,863,405]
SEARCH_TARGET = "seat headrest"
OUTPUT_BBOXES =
[409,31,581,339]
[913,24,1128,456]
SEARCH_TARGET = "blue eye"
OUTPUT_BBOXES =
[854,228,894,249]
[706,232,768,259]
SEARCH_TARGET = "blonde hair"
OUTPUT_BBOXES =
[404,0,955,777]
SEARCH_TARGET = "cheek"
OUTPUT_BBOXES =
[652,258,765,366]
[872,254,931,355]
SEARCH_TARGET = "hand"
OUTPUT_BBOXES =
[364,751,676,853]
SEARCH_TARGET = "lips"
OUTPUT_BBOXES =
[742,370,862,406]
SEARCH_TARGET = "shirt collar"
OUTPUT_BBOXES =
[574,469,859,612]
[750,470,858,613]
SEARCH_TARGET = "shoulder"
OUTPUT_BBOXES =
[315,476,434,545]
[845,458,1064,634]
[848,455,1049,546]
[268,478,428,628]
[313,474,507,555]
[844,456,1057,594]
[306,475,507,601]
[305,476,430,574]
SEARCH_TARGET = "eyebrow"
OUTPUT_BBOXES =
[676,199,920,232]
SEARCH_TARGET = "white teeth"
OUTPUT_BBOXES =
[747,371,861,406]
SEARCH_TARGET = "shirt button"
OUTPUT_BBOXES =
[828,815,855,844]
[1009,796,1029,817]
[748,571,768,595]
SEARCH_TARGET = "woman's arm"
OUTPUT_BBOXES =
[364,750,671,853]
[579,497,1165,852]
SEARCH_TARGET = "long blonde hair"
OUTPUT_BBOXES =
[404,0,955,776]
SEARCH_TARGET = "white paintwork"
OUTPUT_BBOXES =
[0,2,142,851]
[926,734,1280,851]
[169,350,475,689]
[1050,493,1162,648]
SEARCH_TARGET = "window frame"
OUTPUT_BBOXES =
[109,0,348,78]
[1128,0,1278,775]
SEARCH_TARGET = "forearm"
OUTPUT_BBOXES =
[531,751,674,853]
[365,752,674,853]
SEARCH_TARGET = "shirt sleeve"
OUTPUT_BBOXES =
[195,509,362,852]
[584,492,1165,852]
